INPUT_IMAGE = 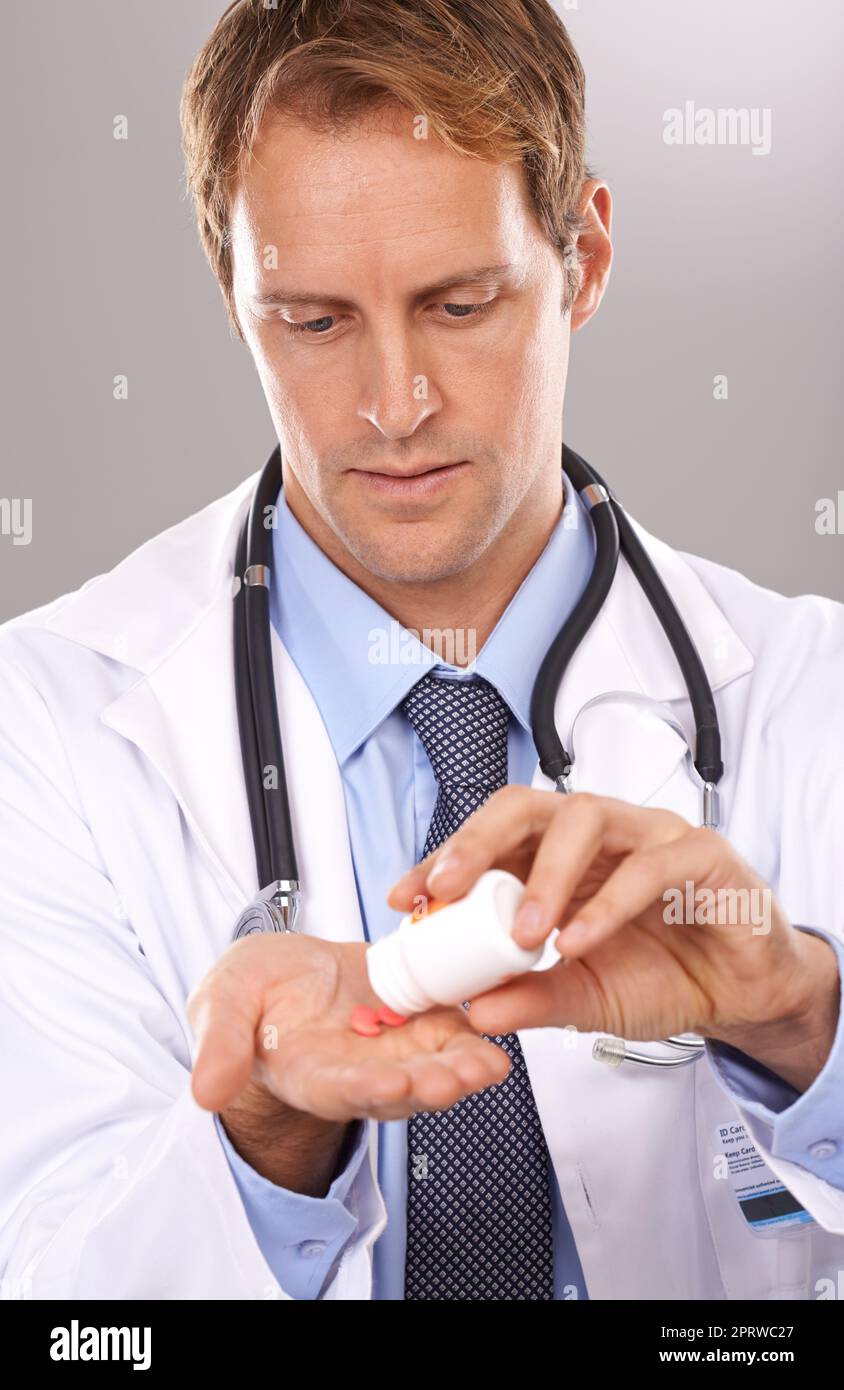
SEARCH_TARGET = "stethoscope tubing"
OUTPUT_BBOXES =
[235,444,298,890]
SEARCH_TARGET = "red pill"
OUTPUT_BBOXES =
[350,1005,382,1037]
[376,1004,408,1027]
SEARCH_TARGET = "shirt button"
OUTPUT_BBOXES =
[298,1240,327,1257]
[808,1140,838,1160]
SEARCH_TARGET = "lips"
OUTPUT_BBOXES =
[351,460,469,498]
[355,461,461,479]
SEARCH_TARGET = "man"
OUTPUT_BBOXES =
[1,0,843,1301]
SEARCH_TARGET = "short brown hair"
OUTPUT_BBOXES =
[180,0,594,339]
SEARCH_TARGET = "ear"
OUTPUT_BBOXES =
[568,181,613,333]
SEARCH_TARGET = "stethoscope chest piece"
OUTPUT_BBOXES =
[232,880,302,940]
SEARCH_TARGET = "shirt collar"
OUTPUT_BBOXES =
[271,474,595,764]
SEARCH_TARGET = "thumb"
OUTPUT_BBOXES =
[187,970,262,1111]
[468,963,577,1034]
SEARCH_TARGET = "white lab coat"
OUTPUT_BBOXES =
[1,468,843,1301]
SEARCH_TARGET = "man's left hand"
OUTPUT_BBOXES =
[387,790,840,1093]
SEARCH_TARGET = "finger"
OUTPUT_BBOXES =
[388,786,558,907]
[268,1052,415,1121]
[381,1039,511,1115]
[553,828,724,957]
[188,964,264,1111]
[514,798,689,948]
[304,1039,510,1122]
[401,1055,478,1110]
[386,848,441,912]
[363,1068,465,1123]
[442,1032,513,1083]
[438,1034,513,1093]
[467,962,592,1034]
[324,1058,415,1117]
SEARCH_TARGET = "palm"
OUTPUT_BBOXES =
[249,935,512,1121]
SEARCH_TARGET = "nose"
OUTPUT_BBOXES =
[357,323,442,439]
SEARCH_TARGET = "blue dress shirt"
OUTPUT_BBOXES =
[214,471,844,1298]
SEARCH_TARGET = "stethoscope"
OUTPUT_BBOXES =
[232,442,721,1070]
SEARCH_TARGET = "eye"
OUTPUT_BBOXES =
[285,315,337,336]
[439,300,495,322]
[282,299,496,337]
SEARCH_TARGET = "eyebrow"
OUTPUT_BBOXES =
[251,261,519,309]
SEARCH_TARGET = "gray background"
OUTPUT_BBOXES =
[2,0,841,621]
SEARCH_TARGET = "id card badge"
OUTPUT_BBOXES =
[716,1120,816,1237]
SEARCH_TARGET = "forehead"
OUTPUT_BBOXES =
[228,105,541,288]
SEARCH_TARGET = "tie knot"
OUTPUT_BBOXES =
[400,672,510,790]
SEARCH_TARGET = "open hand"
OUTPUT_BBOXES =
[187,932,511,1122]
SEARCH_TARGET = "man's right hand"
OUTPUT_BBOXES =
[187,931,511,1124]
[187,933,511,1193]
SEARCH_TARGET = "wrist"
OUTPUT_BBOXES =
[219,1078,351,1193]
[707,931,841,1093]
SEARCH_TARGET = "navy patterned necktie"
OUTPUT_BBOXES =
[399,672,554,1300]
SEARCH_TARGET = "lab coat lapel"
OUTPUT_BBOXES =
[98,603,365,946]
[45,468,365,949]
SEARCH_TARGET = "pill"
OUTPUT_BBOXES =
[350,1005,382,1037]
[376,1004,408,1027]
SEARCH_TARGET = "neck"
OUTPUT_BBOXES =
[284,468,565,667]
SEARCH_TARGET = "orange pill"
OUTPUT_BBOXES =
[376,1004,408,1027]
[350,1005,382,1037]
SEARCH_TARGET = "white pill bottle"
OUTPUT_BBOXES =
[366,868,545,1015]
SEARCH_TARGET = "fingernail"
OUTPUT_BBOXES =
[557,918,590,948]
[513,900,547,945]
[428,851,461,885]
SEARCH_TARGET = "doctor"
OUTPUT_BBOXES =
[2,0,844,1301]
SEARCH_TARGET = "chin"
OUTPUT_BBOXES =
[347,530,485,585]
[356,552,466,584]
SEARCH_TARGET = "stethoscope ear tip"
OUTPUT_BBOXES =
[592,1036,625,1067]
[592,1034,706,1069]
